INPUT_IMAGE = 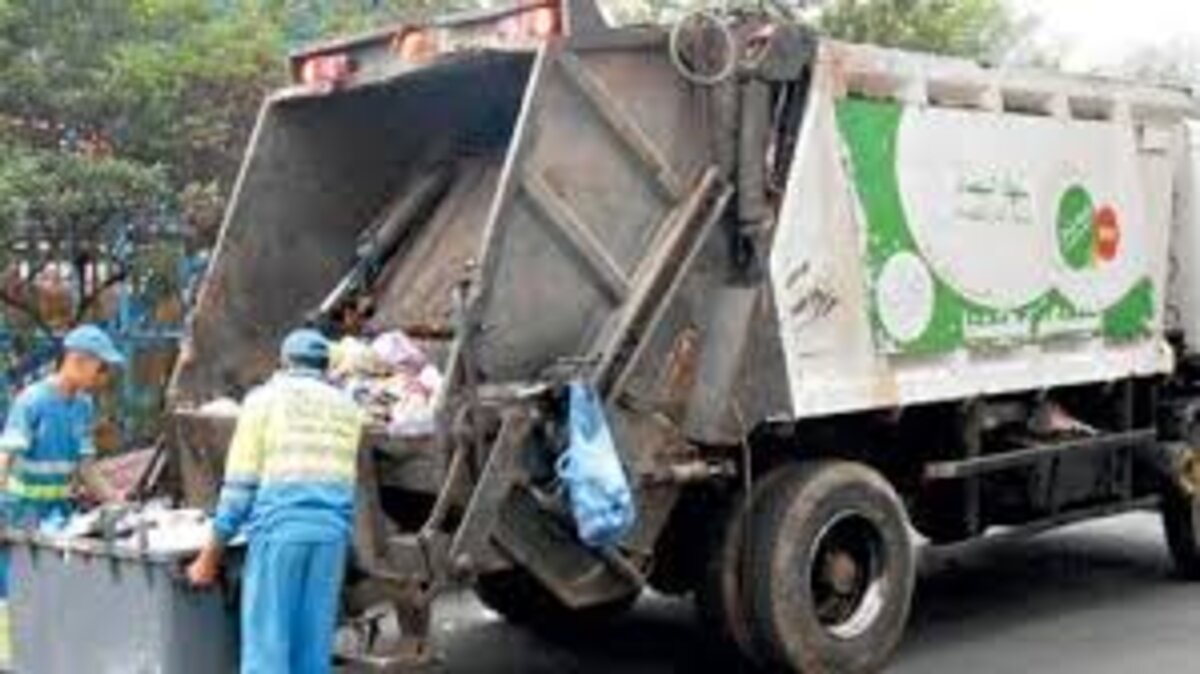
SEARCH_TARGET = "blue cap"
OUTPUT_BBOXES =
[281,329,330,366]
[63,325,126,367]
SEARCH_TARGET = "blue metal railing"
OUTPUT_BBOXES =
[0,218,207,448]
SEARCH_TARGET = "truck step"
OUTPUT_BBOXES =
[927,494,1161,552]
[923,428,1155,480]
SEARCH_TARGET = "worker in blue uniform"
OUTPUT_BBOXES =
[188,329,365,674]
[0,324,128,595]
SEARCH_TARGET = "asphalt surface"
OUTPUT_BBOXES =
[426,513,1200,674]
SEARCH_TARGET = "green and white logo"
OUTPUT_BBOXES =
[1057,186,1095,270]
[837,99,1154,354]
[876,252,935,344]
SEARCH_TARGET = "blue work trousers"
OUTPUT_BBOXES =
[241,537,348,674]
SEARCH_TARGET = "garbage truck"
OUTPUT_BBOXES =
[164,1,1200,671]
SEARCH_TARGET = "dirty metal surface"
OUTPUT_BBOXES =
[170,54,532,406]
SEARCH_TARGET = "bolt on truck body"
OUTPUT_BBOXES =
[164,1,1200,671]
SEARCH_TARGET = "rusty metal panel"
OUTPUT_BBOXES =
[477,191,614,378]
[471,45,716,383]
[492,486,641,608]
[170,41,732,422]
[369,160,503,330]
[169,55,533,406]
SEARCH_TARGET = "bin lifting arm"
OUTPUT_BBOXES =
[309,165,455,333]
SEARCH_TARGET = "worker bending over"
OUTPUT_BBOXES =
[0,325,127,595]
[188,329,365,674]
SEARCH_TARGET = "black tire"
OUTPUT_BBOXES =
[1160,419,1200,581]
[1163,481,1200,580]
[474,567,639,634]
[747,461,915,673]
[696,467,804,663]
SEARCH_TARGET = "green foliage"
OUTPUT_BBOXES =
[0,0,484,443]
[818,0,1028,59]
[0,0,467,244]
[0,1,246,243]
[96,2,289,189]
[0,143,171,235]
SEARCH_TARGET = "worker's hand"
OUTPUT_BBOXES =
[186,549,221,589]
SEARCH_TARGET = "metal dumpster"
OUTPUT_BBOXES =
[7,533,239,674]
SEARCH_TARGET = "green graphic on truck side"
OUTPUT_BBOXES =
[835,98,1154,355]
[1057,186,1096,271]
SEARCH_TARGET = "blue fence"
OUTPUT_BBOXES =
[0,220,207,449]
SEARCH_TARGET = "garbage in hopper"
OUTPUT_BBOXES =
[196,329,443,439]
[331,330,444,438]
[194,162,453,438]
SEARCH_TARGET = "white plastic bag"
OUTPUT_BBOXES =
[371,331,428,372]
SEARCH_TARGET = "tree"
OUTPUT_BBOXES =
[0,0,481,245]
[0,0,477,443]
[601,0,1029,61]
[818,0,1029,59]
[0,1,263,242]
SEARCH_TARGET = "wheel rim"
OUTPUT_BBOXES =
[807,511,888,641]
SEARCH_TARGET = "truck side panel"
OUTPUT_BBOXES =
[769,42,1192,419]
[1169,122,1200,354]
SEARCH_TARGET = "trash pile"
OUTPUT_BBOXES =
[38,501,217,555]
[330,330,443,438]
[195,329,444,439]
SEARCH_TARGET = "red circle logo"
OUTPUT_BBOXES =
[1094,205,1121,263]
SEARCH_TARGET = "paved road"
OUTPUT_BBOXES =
[427,513,1200,673]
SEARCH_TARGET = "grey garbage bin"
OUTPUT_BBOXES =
[7,533,239,674]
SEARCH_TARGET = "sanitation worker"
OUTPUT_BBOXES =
[0,325,127,584]
[0,324,127,667]
[188,328,365,674]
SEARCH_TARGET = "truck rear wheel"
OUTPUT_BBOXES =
[747,461,915,673]
[1160,420,1200,580]
[474,567,639,634]
[1163,487,1200,579]
[696,467,802,663]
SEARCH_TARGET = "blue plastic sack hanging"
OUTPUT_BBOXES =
[556,382,636,549]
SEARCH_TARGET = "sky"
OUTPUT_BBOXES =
[1010,0,1200,71]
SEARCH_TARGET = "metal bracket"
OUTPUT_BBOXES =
[924,429,1157,481]
[448,409,536,572]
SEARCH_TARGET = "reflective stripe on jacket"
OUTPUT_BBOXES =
[213,370,364,544]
